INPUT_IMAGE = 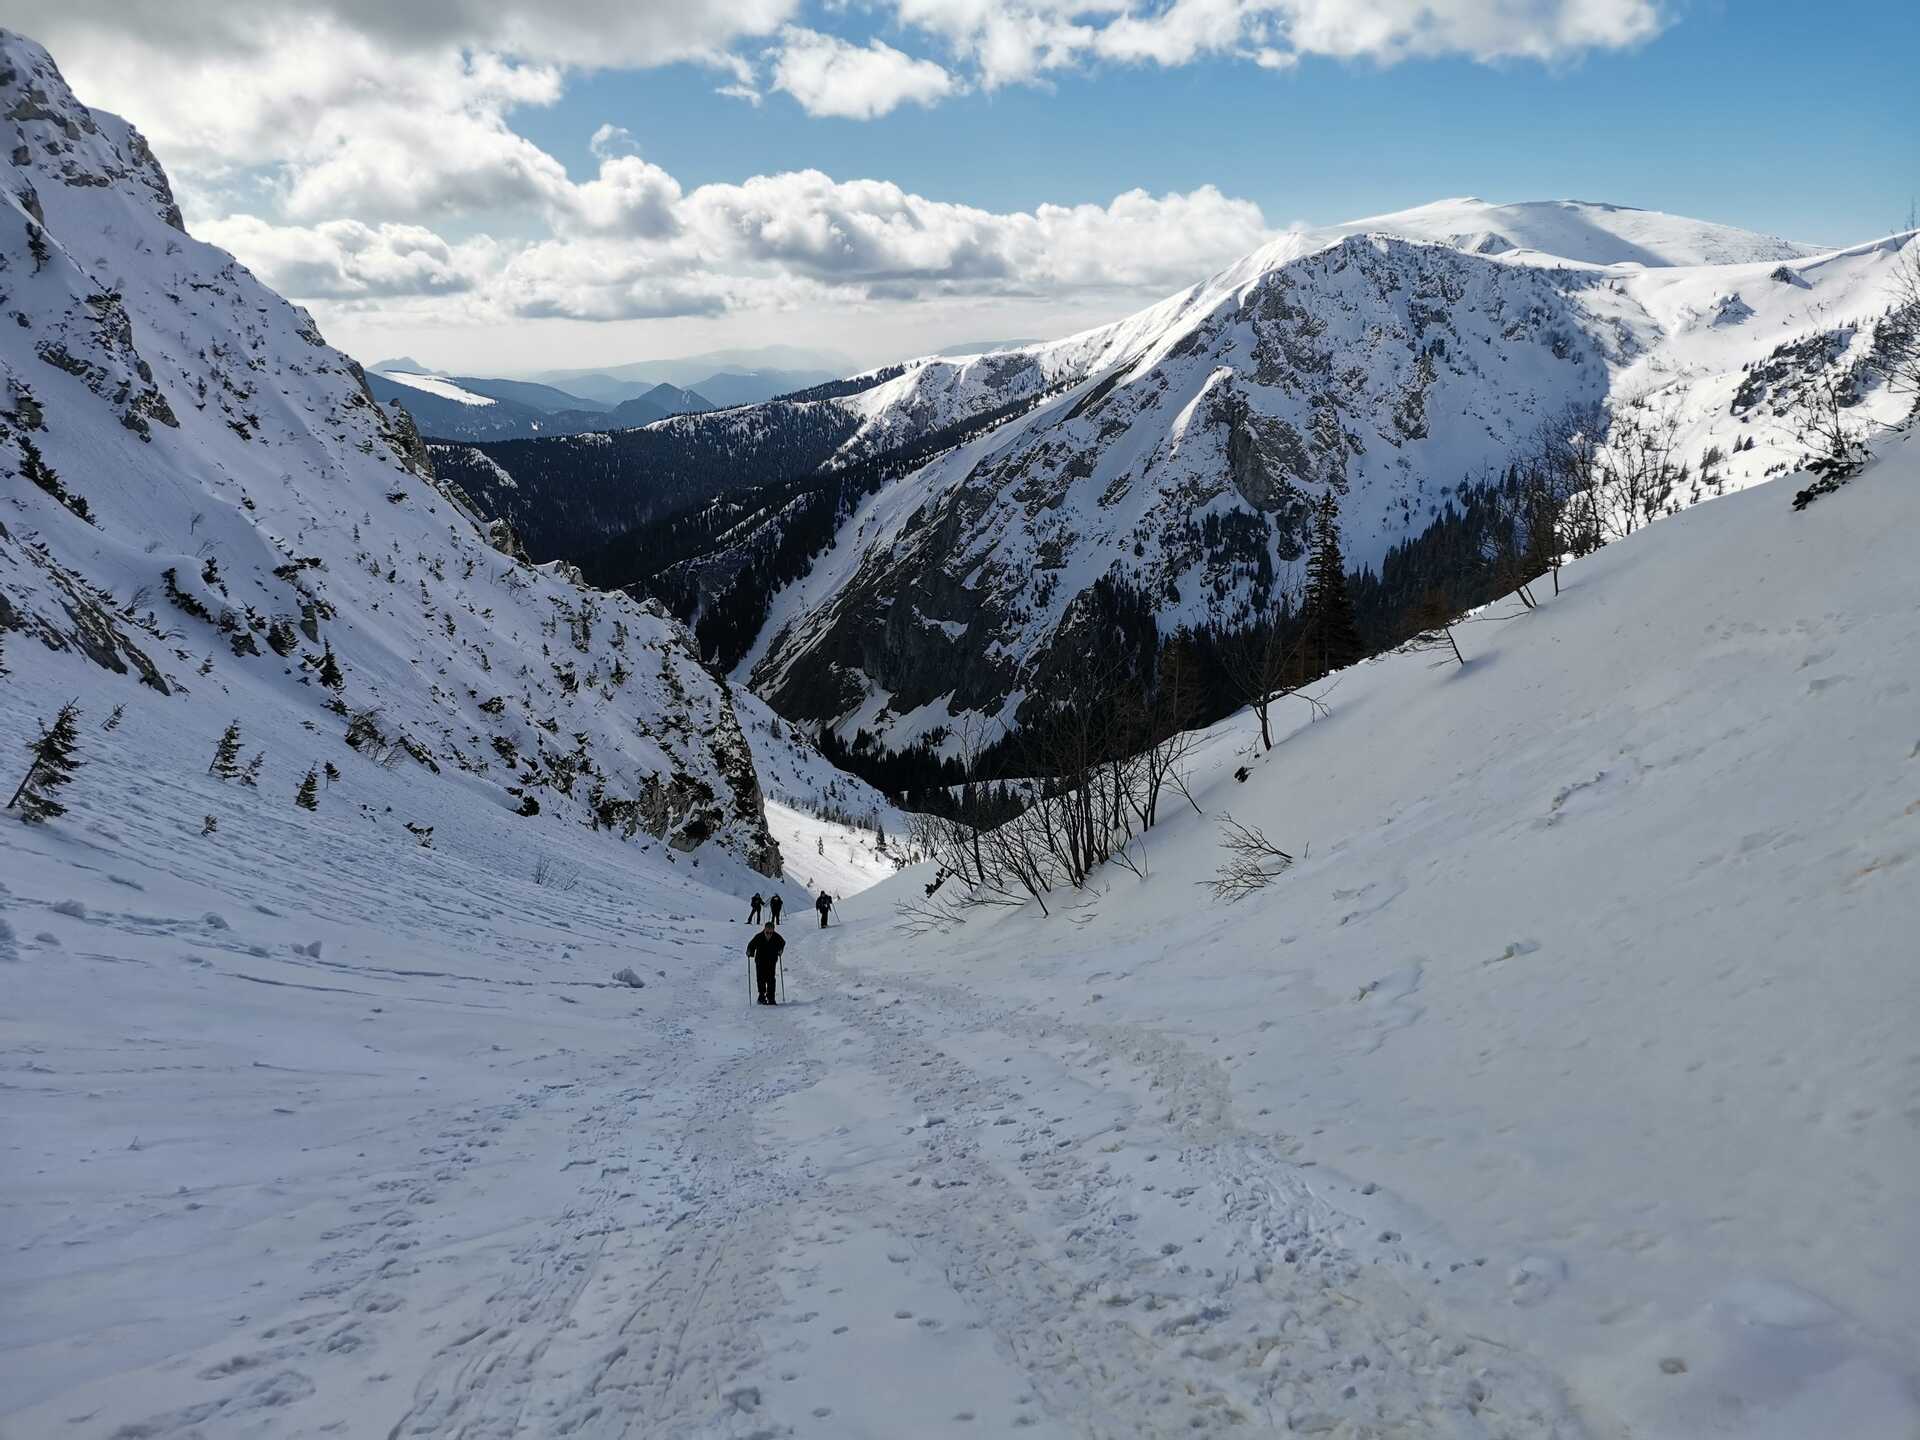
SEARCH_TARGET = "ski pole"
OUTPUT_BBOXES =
[779,957,787,1004]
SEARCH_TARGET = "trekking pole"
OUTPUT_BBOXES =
[779,957,787,1004]
[747,951,753,1005]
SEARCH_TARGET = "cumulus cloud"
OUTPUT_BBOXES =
[195,216,498,300]
[200,148,1276,324]
[894,0,1665,86]
[771,27,958,119]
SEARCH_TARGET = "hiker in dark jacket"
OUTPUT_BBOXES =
[747,893,763,924]
[747,921,785,1005]
[815,892,834,928]
[769,892,784,926]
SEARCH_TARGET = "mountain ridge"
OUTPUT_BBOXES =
[0,29,782,871]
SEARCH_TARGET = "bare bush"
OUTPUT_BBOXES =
[531,854,580,891]
[1203,816,1297,902]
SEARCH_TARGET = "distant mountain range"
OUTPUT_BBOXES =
[441,197,1913,757]
[363,366,714,442]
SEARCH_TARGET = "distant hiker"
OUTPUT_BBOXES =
[815,892,834,928]
[747,893,764,924]
[747,920,785,1006]
[769,892,784,926]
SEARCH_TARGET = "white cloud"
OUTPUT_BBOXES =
[771,27,958,119]
[195,216,499,300]
[589,124,641,160]
[891,0,1666,86]
[200,150,1275,324]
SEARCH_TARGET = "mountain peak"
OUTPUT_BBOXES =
[1332,196,1814,268]
[0,27,184,233]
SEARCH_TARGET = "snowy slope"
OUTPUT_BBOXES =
[5,421,1913,1436]
[735,689,913,898]
[1325,196,1816,267]
[0,31,778,868]
[746,226,1916,744]
[378,372,497,407]
[825,437,1920,1439]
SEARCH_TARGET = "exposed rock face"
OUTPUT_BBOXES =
[0,29,778,870]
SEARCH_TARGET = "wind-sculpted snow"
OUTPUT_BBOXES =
[0,30,777,869]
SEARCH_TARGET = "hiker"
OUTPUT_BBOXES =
[815,891,834,928]
[747,893,763,924]
[747,920,785,1005]
[769,892,784,926]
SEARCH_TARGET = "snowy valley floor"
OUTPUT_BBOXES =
[5,446,1920,1440]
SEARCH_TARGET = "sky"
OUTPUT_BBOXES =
[5,0,1915,377]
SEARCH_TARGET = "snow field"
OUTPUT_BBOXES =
[823,439,1920,1439]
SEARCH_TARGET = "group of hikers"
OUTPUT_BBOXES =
[743,889,835,1006]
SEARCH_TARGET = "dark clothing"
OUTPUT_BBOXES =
[769,895,784,924]
[748,894,763,923]
[815,894,833,928]
[747,929,785,1004]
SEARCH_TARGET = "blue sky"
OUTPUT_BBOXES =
[18,0,1916,371]
[525,2,1917,248]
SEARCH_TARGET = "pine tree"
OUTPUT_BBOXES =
[201,814,218,836]
[209,721,243,779]
[240,750,265,787]
[9,701,83,823]
[294,766,319,811]
[1296,491,1365,681]
[323,761,340,785]
[0,631,9,679]
[102,704,125,732]
[317,642,344,690]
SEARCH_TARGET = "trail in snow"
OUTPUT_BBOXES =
[4,805,1575,1440]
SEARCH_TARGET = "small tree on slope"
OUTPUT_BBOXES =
[294,766,320,811]
[209,721,243,780]
[9,701,83,824]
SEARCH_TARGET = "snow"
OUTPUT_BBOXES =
[1327,197,1816,268]
[375,371,498,407]
[11,430,1913,1436]
[763,798,903,899]
[4,26,1917,1440]
[745,211,1917,751]
[824,436,1920,1438]
[733,689,911,898]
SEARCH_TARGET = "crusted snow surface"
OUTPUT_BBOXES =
[828,438,1920,1440]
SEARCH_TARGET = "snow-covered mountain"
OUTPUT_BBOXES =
[0,31,780,869]
[733,221,1914,748]
[1322,196,1817,267]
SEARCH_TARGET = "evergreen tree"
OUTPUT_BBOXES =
[317,642,344,690]
[1296,491,1365,681]
[201,814,218,836]
[209,721,243,779]
[240,751,266,788]
[102,704,126,732]
[323,761,341,785]
[10,701,84,822]
[0,631,9,679]
[294,766,319,811]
